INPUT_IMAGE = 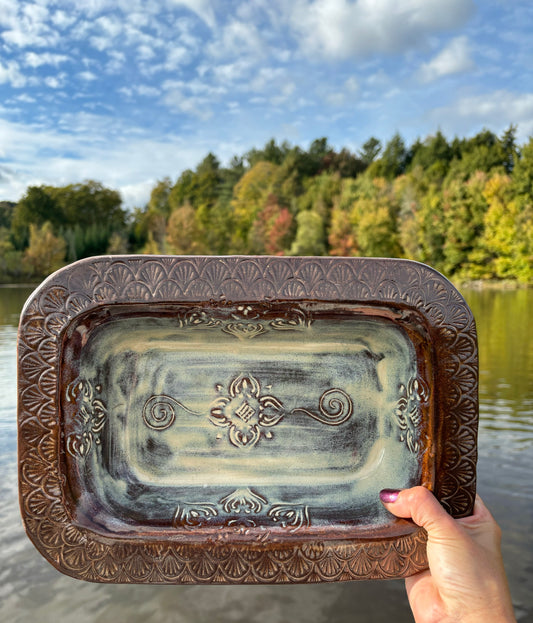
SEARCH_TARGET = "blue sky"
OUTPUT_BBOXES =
[1,0,532,208]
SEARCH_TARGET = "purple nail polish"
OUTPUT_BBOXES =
[380,489,401,503]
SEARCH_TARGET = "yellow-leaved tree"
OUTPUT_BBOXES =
[23,222,66,277]
[166,203,206,255]
[481,173,533,282]
[229,161,280,252]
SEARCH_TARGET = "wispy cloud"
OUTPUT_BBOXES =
[0,113,215,206]
[170,0,217,29]
[24,51,70,68]
[430,90,533,141]
[43,73,67,89]
[1,2,59,48]
[78,71,97,82]
[0,0,530,209]
[418,36,475,83]
[50,10,77,29]
[284,0,475,60]
[211,18,265,58]
[0,60,26,87]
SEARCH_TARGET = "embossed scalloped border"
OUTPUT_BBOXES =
[18,256,477,583]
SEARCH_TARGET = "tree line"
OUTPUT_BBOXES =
[1,127,532,284]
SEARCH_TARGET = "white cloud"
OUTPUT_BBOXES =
[162,78,225,97]
[281,81,296,97]
[70,17,93,41]
[0,60,26,88]
[95,15,123,38]
[384,87,401,99]
[23,2,48,24]
[123,23,161,50]
[162,90,213,120]
[249,66,286,92]
[325,92,346,107]
[0,0,18,26]
[274,49,292,63]
[323,76,359,106]
[135,40,196,76]
[169,0,216,29]
[1,1,59,48]
[79,71,97,81]
[120,84,161,98]
[211,59,253,83]
[227,101,241,114]
[345,76,359,93]
[137,44,156,61]
[160,75,227,118]
[44,74,66,89]
[249,96,267,105]
[0,163,16,185]
[125,10,152,29]
[137,85,160,96]
[366,69,390,87]
[285,0,475,60]
[14,93,36,103]
[0,0,529,209]
[89,35,113,51]
[164,46,191,70]
[0,114,210,207]
[270,81,297,106]
[83,12,124,51]
[430,90,533,141]
[120,180,156,209]
[78,0,111,18]
[208,19,264,58]
[51,10,77,29]
[419,36,474,83]
[105,50,126,73]
[173,18,201,49]
[24,52,69,68]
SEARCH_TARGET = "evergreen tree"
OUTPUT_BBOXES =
[358,137,382,165]
[369,133,408,179]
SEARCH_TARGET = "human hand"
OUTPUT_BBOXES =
[379,487,516,623]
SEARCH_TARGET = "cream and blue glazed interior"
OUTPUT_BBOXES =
[62,303,430,539]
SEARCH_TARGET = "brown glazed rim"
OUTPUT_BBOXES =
[17,256,478,583]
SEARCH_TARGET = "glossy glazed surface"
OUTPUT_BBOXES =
[17,256,478,583]
[63,307,424,537]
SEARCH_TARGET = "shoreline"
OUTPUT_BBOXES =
[454,279,531,290]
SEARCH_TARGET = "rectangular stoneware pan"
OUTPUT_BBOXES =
[18,256,478,583]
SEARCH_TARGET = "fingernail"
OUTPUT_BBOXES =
[379,489,401,503]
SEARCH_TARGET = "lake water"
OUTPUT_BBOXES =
[1,284,532,622]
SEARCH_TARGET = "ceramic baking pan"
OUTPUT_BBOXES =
[18,256,478,583]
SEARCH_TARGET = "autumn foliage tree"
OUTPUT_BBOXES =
[230,161,280,252]
[248,194,293,255]
[23,222,66,277]
[166,203,206,255]
[2,128,532,284]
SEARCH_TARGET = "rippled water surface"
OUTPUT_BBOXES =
[1,285,531,622]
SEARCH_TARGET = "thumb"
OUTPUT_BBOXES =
[380,486,458,538]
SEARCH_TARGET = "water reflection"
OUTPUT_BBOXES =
[466,288,533,407]
[1,286,532,621]
[0,285,35,327]
[462,287,533,622]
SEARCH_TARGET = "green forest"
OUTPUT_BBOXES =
[1,126,532,285]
